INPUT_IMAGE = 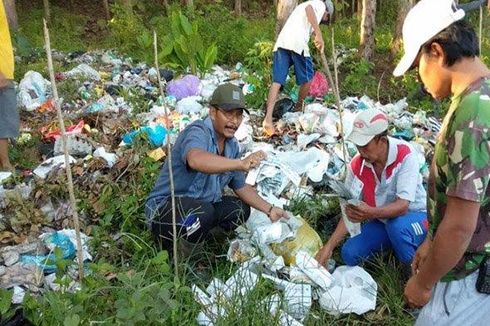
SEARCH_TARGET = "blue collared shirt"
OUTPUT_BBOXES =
[145,117,246,221]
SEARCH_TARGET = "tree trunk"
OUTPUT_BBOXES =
[43,0,50,22]
[181,0,193,10]
[391,0,415,55]
[235,0,242,16]
[275,0,298,37]
[102,0,111,20]
[360,0,376,61]
[3,0,18,30]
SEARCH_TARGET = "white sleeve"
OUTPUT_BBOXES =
[395,153,420,202]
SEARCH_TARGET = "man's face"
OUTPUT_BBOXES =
[320,12,330,25]
[210,107,244,139]
[414,44,452,100]
[356,136,384,163]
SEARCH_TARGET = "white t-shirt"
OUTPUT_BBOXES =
[273,0,326,57]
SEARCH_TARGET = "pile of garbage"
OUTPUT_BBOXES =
[1,49,441,318]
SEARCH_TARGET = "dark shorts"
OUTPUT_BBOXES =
[0,82,19,139]
[148,196,251,249]
[272,48,314,86]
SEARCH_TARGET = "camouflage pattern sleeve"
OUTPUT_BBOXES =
[445,92,490,203]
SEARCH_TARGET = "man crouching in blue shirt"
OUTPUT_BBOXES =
[146,83,288,257]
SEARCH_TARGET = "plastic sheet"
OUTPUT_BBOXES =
[167,75,201,100]
[17,71,51,111]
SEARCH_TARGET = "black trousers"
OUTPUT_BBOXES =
[150,196,251,249]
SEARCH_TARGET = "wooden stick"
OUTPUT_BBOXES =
[319,29,348,179]
[153,31,179,279]
[43,19,84,280]
[479,5,483,53]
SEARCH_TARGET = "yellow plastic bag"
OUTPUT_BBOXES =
[271,216,322,266]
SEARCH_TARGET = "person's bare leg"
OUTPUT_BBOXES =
[262,82,282,135]
[295,81,311,112]
[0,138,13,171]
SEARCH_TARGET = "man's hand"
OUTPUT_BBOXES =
[404,275,433,309]
[315,245,333,267]
[346,202,373,223]
[262,117,275,137]
[314,33,325,53]
[240,150,267,172]
[0,72,9,89]
[269,206,288,222]
[412,237,432,275]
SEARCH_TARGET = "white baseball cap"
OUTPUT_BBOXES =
[347,109,389,146]
[393,0,465,77]
[324,0,334,16]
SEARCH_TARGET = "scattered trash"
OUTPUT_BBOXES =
[33,155,76,179]
[319,266,377,315]
[167,75,201,100]
[17,71,51,112]
[53,134,94,157]
[308,71,329,98]
[122,125,168,147]
[93,147,118,167]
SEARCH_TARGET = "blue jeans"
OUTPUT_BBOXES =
[341,211,428,265]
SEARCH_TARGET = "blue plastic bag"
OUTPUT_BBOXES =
[122,125,168,147]
[21,232,76,274]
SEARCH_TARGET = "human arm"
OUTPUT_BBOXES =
[234,184,288,222]
[316,217,348,266]
[305,4,324,52]
[186,149,266,174]
[0,71,8,89]
[404,196,480,308]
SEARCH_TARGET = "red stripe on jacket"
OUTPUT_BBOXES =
[350,144,411,208]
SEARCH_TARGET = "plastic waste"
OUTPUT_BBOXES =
[273,98,295,120]
[122,125,167,147]
[167,75,201,100]
[93,147,118,167]
[64,64,101,81]
[271,217,323,266]
[33,155,76,179]
[308,71,329,98]
[176,96,203,114]
[21,232,75,274]
[319,266,377,315]
[295,251,334,291]
[17,71,51,111]
[42,120,85,141]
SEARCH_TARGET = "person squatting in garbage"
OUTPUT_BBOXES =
[0,1,18,171]
[262,0,334,136]
[145,83,288,257]
[316,108,428,280]
[393,0,490,324]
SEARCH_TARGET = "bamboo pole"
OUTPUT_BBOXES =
[153,31,179,279]
[319,29,348,178]
[43,19,84,280]
[479,5,483,53]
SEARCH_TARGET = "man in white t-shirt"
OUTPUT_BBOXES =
[316,109,428,280]
[262,0,334,136]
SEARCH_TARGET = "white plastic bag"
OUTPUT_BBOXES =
[319,265,377,315]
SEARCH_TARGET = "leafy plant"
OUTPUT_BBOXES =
[159,10,217,75]
[243,41,274,109]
